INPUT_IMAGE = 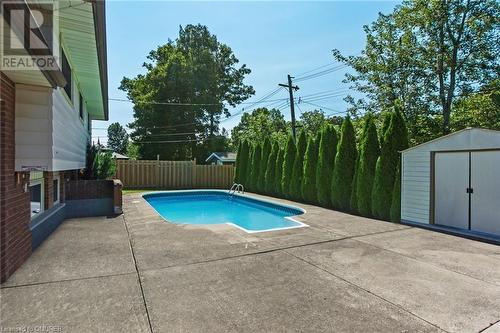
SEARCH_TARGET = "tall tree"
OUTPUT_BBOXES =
[281,135,296,198]
[316,125,338,207]
[107,123,129,154]
[390,159,402,223]
[258,139,272,193]
[301,133,320,204]
[290,131,308,201]
[249,144,261,192]
[331,117,358,211]
[298,110,328,136]
[120,24,254,160]
[231,107,288,147]
[274,147,285,197]
[372,106,408,220]
[264,141,279,195]
[355,115,381,217]
[333,0,499,143]
[234,141,243,183]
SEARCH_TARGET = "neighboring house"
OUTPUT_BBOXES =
[205,152,237,165]
[0,1,108,282]
[101,148,129,160]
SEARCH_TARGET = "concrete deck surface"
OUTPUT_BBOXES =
[1,191,499,332]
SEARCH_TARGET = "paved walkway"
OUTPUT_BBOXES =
[2,192,500,333]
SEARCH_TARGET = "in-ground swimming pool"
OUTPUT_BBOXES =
[143,190,307,233]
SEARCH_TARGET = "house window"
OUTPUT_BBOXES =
[79,93,84,120]
[88,114,91,133]
[29,171,44,218]
[53,176,60,204]
[61,49,72,100]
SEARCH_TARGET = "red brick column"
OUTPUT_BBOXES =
[43,172,54,210]
[0,73,32,283]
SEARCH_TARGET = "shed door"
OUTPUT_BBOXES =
[470,151,500,235]
[434,152,469,229]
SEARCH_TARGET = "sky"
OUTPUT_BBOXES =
[94,0,398,144]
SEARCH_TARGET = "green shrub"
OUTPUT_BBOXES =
[281,134,296,198]
[249,144,261,192]
[301,133,320,203]
[331,117,357,211]
[372,106,408,220]
[258,138,272,193]
[274,147,285,196]
[316,125,338,207]
[390,159,402,223]
[290,131,308,201]
[355,116,380,217]
[84,145,116,180]
[264,141,279,195]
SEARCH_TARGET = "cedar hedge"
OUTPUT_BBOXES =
[290,131,308,201]
[316,125,338,207]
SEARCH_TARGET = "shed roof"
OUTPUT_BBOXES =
[401,128,500,153]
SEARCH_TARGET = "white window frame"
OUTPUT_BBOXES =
[29,178,44,219]
[53,174,60,205]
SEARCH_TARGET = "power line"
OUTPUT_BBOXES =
[108,96,287,106]
[294,62,339,78]
[294,64,348,83]
[300,100,346,115]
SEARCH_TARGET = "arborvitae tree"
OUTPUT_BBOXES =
[390,159,402,223]
[301,133,320,204]
[379,112,392,146]
[281,135,296,198]
[258,138,271,193]
[249,144,261,192]
[331,117,357,211]
[264,141,279,195]
[350,155,360,213]
[356,116,380,217]
[234,141,243,183]
[372,106,408,220]
[290,131,308,201]
[274,147,285,197]
[239,140,251,186]
[316,125,338,207]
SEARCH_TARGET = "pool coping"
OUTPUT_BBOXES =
[141,189,309,234]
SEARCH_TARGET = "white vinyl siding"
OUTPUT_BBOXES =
[401,128,500,226]
[15,84,90,171]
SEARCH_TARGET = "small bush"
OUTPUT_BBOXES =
[331,117,357,211]
[290,131,308,201]
[234,141,243,183]
[316,125,338,207]
[281,134,296,198]
[238,140,250,185]
[84,145,116,180]
[301,133,320,203]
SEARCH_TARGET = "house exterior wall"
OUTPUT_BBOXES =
[401,129,500,225]
[14,85,91,172]
[0,73,32,283]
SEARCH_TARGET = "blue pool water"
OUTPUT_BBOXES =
[143,191,306,232]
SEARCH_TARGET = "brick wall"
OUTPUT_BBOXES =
[43,172,54,210]
[0,73,32,283]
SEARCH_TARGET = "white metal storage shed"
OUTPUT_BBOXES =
[401,128,500,239]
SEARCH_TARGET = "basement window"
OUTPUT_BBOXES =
[53,175,60,204]
[29,171,44,218]
[61,49,72,101]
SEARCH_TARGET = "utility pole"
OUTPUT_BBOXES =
[279,75,299,140]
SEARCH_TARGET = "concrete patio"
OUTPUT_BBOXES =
[1,192,499,333]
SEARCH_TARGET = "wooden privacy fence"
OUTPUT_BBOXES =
[115,160,235,189]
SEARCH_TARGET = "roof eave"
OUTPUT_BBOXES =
[91,0,109,121]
